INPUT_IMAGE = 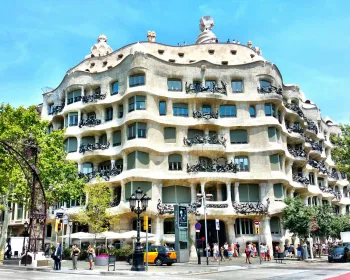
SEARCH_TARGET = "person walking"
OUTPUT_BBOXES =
[223,242,229,260]
[266,246,271,261]
[213,243,219,262]
[260,243,266,261]
[236,242,240,255]
[87,245,95,270]
[71,244,80,270]
[297,244,302,260]
[54,242,62,270]
[245,245,251,264]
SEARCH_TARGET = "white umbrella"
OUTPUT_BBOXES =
[118,230,155,239]
[101,231,122,239]
[62,232,104,239]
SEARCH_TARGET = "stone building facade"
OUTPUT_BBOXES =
[41,17,349,254]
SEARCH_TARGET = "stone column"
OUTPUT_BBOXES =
[121,182,125,201]
[234,182,239,203]
[112,104,118,119]
[259,182,267,202]
[191,184,197,202]
[226,219,236,244]
[111,159,116,168]
[78,110,81,124]
[289,189,294,199]
[262,216,273,253]
[77,164,82,172]
[304,196,309,206]
[77,137,81,151]
[217,184,222,201]
[154,216,162,245]
[167,99,173,116]
[107,131,113,146]
[226,183,232,203]
[94,135,99,143]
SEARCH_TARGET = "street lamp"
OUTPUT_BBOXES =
[68,220,73,248]
[195,211,201,264]
[23,221,29,266]
[197,192,212,265]
[128,187,150,271]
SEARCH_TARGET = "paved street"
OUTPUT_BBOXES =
[1,258,350,280]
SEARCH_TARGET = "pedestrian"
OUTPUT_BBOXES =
[223,242,229,260]
[297,244,302,260]
[220,246,224,261]
[260,243,266,260]
[266,246,271,261]
[284,244,289,257]
[71,244,80,270]
[252,244,257,258]
[54,242,62,270]
[248,242,253,257]
[87,245,95,270]
[245,245,251,264]
[206,244,211,257]
[288,244,294,257]
[227,245,233,260]
[213,243,219,262]
[236,242,240,255]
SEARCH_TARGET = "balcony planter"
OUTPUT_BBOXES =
[95,254,109,266]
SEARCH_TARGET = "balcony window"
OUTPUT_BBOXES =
[230,130,248,144]
[168,154,182,170]
[129,96,146,112]
[68,112,78,126]
[234,156,249,171]
[48,103,54,115]
[202,105,211,114]
[168,79,182,91]
[118,104,123,119]
[162,186,190,204]
[82,162,93,174]
[249,106,256,117]
[270,217,281,234]
[99,133,108,145]
[125,181,152,200]
[265,103,276,117]
[67,89,82,105]
[188,129,204,139]
[260,80,271,88]
[111,81,119,95]
[193,81,201,91]
[239,184,259,203]
[309,173,315,185]
[164,127,176,143]
[270,154,281,171]
[127,122,147,140]
[173,103,188,117]
[129,74,145,87]
[273,184,284,201]
[159,101,166,116]
[268,127,279,142]
[99,160,111,171]
[17,203,23,220]
[205,80,216,91]
[105,107,113,121]
[127,151,149,170]
[81,136,94,145]
[220,105,236,118]
[113,130,121,146]
[231,80,243,93]
[164,218,175,234]
[64,137,77,153]
[234,218,254,235]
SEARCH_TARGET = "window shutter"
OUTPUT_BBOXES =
[113,130,121,146]
[270,154,280,171]
[162,186,176,203]
[99,134,107,144]
[164,127,176,143]
[134,181,152,198]
[188,129,204,139]
[248,184,259,202]
[239,184,249,202]
[169,154,182,162]
[82,136,95,145]
[268,127,277,142]
[176,186,191,203]
[136,95,146,102]
[125,182,132,200]
[230,130,248,143]
[270,217,280,234]
[273,184,284,200]
[69,138,77,152]
[137,151,149,169]
[127,152,136,170]
[138,122,147,130]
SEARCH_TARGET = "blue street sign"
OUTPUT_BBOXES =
[195,222,201,230]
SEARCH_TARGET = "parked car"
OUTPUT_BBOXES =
[328,246,350,262]
[127,245,177,266]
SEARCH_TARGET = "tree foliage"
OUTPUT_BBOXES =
[282,197,314,239]
[331,123,350,178]
[75,182,118,238]
[311,204,335,238]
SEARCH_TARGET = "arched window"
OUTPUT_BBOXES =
[259,80,271,89]
[249,106,256,117]
[234,218,254,235]
[273,184,284,201]
[164,218,175,234]
[270,217,281,234]
[129,74,145,87]
[82,162,93,174]
[162,186,191,203]
[64,137,77,153]
[67,89,82,104]
[168,154,182,170]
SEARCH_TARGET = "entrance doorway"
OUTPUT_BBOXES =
[198,219,226,255]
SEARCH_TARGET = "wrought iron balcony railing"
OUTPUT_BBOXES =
[78,165,123,182]
[183,134,226,147]
[79,117,102,128]
[284,102,305,119]
[305,137,323,152]
[187,159,238,173]
[79,142,110,154]
[257,85,283,95]
[193,111,219,119]
[292,174,310,185]
[82,93,106,103]
[286,124,305,137]
[329,171,339,180]
[306,120,318,134]
[287,147,307,158]
[110,197,121,207]
[307,159,328,174]
[185,81,227,94]
[319,185,342,200]
[232,198,270,215]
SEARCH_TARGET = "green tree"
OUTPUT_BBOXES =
[0,103,84,261]
[75,182,118,244]
[331,123,350,178]
[311,204,334,239]
[329,215,350,239]
[282,196,314,240]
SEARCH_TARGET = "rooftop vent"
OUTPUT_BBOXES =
[250,54,255,58]
[221,61,228,65]
[231,50,237,55]
[118,54,123,59]
[107,66,112,69]
[103,61,108,66]
[208,50,215,54]
[178,53,184,57]
[90,62,95,68]
[169,59,175,63]
[189,60,196,63]
[158,49,164,54]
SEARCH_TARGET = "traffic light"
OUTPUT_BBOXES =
[55,219,60,232]
[255,226,260,235]
[143,216,148,231]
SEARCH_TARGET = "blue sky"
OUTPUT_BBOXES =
[0,0,349,123]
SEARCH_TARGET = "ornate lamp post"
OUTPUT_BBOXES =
[68,220,73,248]
[23,221,29,266]
[128,187,150,271]
[195,211,201,264]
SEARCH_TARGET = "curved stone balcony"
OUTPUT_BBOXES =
[186,160,239,173]
[78,165,123,182]
[79,142,110,154]
[81,92,106,103]
[287,147,307,161]
[307,159,328,175]
[79,117,102,128]
[292,174,310,185]
[283,102,305,119]
[183,134,227,147]
[185,81,227,95]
